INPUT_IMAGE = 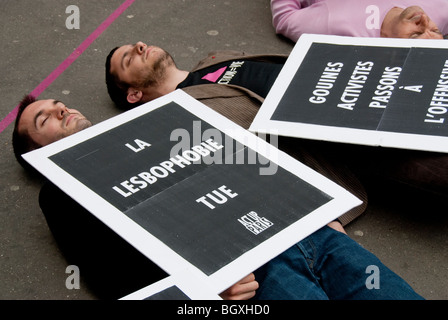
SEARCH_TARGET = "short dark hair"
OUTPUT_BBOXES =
[105,47,134,110]
[444,34,448,40]
[12,94,42,173]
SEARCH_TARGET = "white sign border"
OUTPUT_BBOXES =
[120,272,222,300]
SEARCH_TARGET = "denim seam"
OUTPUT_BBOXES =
[296,239,317,271]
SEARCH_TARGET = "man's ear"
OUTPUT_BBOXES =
[127,89,143,104]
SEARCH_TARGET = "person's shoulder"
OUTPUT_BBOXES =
[192,50,251,70]
[192,51,288,71]
[39,180,61,206]
[39,180,81,218]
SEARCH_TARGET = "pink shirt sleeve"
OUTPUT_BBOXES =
[271,0,329,42]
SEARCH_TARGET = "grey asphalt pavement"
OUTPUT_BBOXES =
[0,0,446,300]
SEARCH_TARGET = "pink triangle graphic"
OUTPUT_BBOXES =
[202,66,227,82]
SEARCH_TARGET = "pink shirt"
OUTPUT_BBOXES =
[271,0,448,41]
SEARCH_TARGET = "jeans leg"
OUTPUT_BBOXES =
[253,226,423,300]
[253,243,329,300]
[306,226,424,300]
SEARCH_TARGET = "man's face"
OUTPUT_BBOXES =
[385,6,443,39]
[18,99,92,147]
[110,41,174,89]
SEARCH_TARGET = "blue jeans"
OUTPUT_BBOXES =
[253,226,424,300]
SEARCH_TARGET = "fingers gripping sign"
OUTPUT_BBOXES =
[219,273,259,300]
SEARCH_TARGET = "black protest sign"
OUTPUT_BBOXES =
[271,42,409,130]
[378,48,448,136]
[24,90,360,294]
[49,101,332,275]
[251,34,448,153]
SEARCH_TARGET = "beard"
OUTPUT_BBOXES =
[63,112,92,132]
[75,118,93,132]
[133,49,175,89]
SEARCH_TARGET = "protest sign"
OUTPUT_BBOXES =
[24,90,360,297]
[250,34,448,152]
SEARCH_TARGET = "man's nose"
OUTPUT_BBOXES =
[135,41,147,54]
[55,105,68,119]
[415,13,429,27]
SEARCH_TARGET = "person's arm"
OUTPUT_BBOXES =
[270,0,329,42]
[219,273,259,300]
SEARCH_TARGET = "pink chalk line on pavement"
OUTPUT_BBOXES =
[0,0,135,134]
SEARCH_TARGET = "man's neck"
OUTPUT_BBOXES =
[170,68,190,89]
[142,68,189,102]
